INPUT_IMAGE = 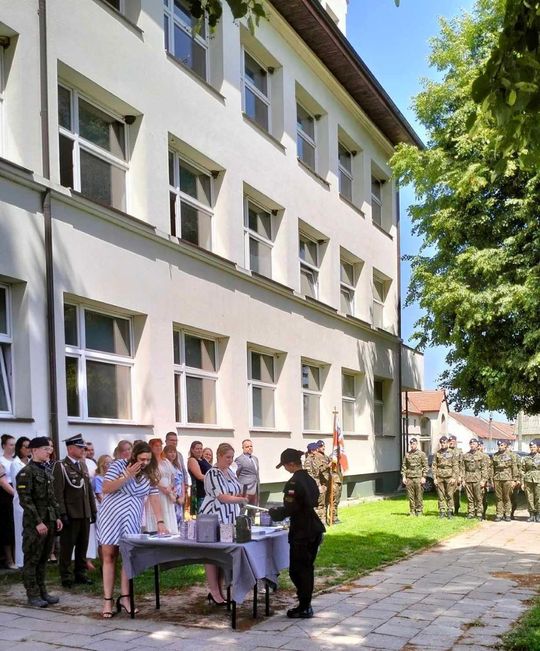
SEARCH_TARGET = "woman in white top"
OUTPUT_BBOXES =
[0,434,16,569]
[145,439,178,534]
[11,437,30,568]
[199,443,247,604]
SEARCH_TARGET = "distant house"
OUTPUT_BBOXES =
[402,390,449,455]
[516,413,540,450]
[448,413,515,453]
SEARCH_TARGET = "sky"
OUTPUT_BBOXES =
[344,0,491,413]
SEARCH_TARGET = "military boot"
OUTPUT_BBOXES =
[448,511,454,519]
[28,596,48,608]
[41,591,59,605]
[439,512,445,519]
[535,513,540,523]
[527,514,536,522]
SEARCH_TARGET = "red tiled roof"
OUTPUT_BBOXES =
[401,394,422,415]
[406,390,447,414]
[449,412,516,441]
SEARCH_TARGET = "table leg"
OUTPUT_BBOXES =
[129,578,135,620]
[265,581,270,616]
[154,565,160,610]
[253,582,258,619]
[226,586,231,612]
[232,600,237,629]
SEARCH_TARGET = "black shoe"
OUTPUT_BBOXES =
[287,606,314,619]
[28,597,48,608]
[74,576,93,585]
[477,516,483,521]
[206,592,226,606]
[527,515,536,522]
[40,592,59,605]
[116,594,139,615]
[287,606,302,617]
[439,512,445,519]
[467,514,474,519]
[494,516,502,522]
[504,515,511,522]
[511,510,516,520]
[333,519,342,524]
[61,580,73,588]
[536,514,540,523]
[448,512,454,519]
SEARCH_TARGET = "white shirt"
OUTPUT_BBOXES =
[0,455,14,483]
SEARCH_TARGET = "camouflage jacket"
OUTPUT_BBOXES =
[432,448,459,480]
[401,450,428,479]
[490,451,519,482]
[16,461,61,527]
[522,452,540,484]
[461,450,488,483]
[304,453,330,487]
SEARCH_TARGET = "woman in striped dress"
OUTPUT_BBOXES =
[96,441,168,618]
[199,443,248,604]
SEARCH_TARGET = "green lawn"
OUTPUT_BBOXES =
[503,597,540,651]
[0,494,479,597]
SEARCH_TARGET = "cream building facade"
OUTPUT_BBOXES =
[0,0,422,499]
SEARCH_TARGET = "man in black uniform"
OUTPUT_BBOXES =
[16,437,63,607]
[53,434,97,587]
[269,448,325,619]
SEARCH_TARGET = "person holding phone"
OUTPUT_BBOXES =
[96,441,168,619]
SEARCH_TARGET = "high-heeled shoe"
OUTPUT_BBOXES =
[102,596,115,619]
[207,592,226,606]
[116,594,138,615]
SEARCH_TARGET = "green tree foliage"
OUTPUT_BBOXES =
[184,0,266,31]
[391,0,540,418]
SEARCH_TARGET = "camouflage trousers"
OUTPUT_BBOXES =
[406,479,423,514]
[465,482,483,516]
[435,479,456,514]
[316,485,327,523]
[494,480,513,517]
[453,483,462,514]
[524,482,540,514]
[22,520,56,598]
[326,479,343,524]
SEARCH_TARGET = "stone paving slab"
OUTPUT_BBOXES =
[0,517,539,651]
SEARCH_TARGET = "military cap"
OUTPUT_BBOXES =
[316,440,325,447]
[63,434,87,448]
[448,434,457,441]
[307,442,319,452]
[29,436,51,449]
[439,436,448,442]
[529,440,538,447]
[469,438,479,444]
[496,439,507,446]
[276,448,303,468]
[409,437,418,443]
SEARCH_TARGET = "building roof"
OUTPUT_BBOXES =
[449,412,516,441]
[269,0,424,148]
[405,390,447,414]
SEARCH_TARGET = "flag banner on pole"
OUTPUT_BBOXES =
[332,412,348,472]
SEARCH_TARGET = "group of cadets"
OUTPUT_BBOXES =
[402,435,540,522]
[303,440,343,525]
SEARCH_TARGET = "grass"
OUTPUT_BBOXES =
[0,494,479,598]
[503,597,540,651]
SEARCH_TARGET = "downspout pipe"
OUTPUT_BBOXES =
[39,0,59,450]
[396,187,404,480]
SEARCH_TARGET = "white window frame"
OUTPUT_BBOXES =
[164,0,209,81]
[296,101,317,170]
[374,379,384,437]
[244,196,274,277]
[64,303,134,422]
[371,175,383,227]
[338,141,353,201]
[341,372,356,433]
[103,0,125,12]
[0,284,13,416]
[302,362,322,432]
[173,329,218,426]
[299,233,320,299]
[58,84,129,210]
[242,48,271,131]
[247,349,277,430]
[340,258,355,316]
[169,150,213,249]
[372,275,386,328]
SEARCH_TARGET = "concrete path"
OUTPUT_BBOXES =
[1,518,538,651]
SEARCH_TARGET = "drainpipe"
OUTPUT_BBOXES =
[39,0,59,450]
[396,187,404,472]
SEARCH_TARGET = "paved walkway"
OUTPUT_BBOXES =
[1,518,538,651]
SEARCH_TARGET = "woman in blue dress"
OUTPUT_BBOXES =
[96,441,168,618]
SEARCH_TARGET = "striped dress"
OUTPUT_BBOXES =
[199,467,242,524]
[96,459,158,545]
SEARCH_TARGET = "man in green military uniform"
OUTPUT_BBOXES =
[477,439,490,518]
[490,439,520,521]
[316,440,342,525]
[461,438,488,520]
[448,435,463,514]
[432,436,459,518]
[510,448,523,520]
[401,437,428,516]
[521,440,540,522]
[304,442,329,523]
[16,437,63,608]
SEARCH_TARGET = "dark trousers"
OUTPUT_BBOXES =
[289,533,323,609]
[22,521,56,598]
[59,517,90,581]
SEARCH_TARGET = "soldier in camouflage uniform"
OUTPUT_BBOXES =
[448,435,463,515]
[490,439,520,521]
[510,450,523,520]
[432,436,459,518]
[317,440,342,525]
[401,438,428,516]
[304,442,329,523]
[16,437,63,608]
[461,438,488,520]
[477,439,490,518]
[521,440,540,522]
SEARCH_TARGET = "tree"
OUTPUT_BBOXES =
[185,0,266,30]
[391,0,540,418]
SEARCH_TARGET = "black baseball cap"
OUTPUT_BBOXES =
[29,436,51,449]
[276,448,303,468]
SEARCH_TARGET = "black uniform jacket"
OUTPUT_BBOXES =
[53,458,97,520]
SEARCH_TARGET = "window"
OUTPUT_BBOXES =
[58,85,128,211]
[302,362,321,431]
[296,103,316,170]
[299,234,319,298]
[372,275,387,328]
[103,0,124,10]
[244,198,273,277]
[173,330,217,425]
[342,372,356,433]
[243,50,270,131]
[64,304,133,420]
[371,175,383,227]
[169,151,213,249]
[248,350,276,428]
[338,142,353,201]
[0,286,12,415]
[340,258,355,315]
[374,380,384,436]
[164,0,208,80]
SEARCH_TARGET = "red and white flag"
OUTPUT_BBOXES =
[332,412,348,472]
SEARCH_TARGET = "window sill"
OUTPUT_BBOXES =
[166,52,226,104]
[297,159,330,189]
[345,313,372,329]
[91,0,143,36]
[305,295,338,312]
[302,432,333,437]
[339,194,365,218]
[67,420,153,427]
[176,425,234,432]
[372,221,393,240]
[0,417,35,423]
[249,429,292,436]
[177,237,237,269]
[242,114,286,153]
